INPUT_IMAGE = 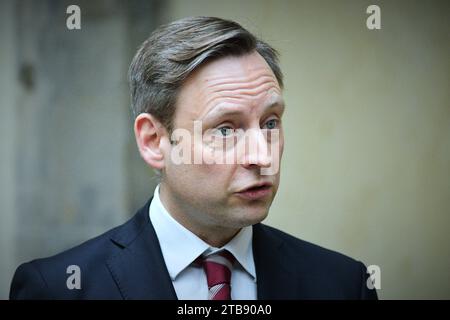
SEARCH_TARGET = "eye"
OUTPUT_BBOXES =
[217,126,234,137]
[263,118,279,130]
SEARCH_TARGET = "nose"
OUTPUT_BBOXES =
[240,128,272,169]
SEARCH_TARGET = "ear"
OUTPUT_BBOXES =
[134,113,168,170]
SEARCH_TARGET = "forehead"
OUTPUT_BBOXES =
[175,52,282,122]
[197,51,276,81]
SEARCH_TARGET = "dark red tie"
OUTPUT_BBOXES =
[200,251,235,300]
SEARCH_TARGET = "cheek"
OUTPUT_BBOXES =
[168,162,234,188]
[270,131,284,160]
[198,165,238,200]
[278,129,285,154]
[279,138,285,157]
[196,164,236,183]
[191,136,237,180]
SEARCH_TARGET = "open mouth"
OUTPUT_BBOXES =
[245,185,271,192]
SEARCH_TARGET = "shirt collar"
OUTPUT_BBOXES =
[149,184,256,281]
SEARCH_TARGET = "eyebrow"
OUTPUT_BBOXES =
[200,97,285,123]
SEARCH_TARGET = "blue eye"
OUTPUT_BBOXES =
[218,126,234,136]
[264,119,278,130]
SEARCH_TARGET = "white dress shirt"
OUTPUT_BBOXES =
[149,184,257,300]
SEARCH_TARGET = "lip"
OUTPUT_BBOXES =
[235,182,273,200]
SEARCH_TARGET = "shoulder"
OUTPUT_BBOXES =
[10,225,120,299]
[10,199,151,299]
[255,223,361,267]
[254,223,377,299]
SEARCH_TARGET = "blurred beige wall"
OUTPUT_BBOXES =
[0,0,162,299]
[164,0,450,299]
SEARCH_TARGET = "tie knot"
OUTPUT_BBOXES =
[200,250,235,289]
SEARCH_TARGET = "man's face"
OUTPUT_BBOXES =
[160,51,284,231]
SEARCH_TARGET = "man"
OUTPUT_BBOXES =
[10,16,377,300]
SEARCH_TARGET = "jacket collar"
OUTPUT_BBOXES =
[106,197,294,300]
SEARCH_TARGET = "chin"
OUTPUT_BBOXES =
[229,206,270,228]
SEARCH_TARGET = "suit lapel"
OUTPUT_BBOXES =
[253,224,300,299]
[105,199,302,299]
[106,199,177,299]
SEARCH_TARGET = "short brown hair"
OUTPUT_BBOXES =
[128,16,283,133]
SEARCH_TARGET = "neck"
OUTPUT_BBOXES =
[196,227,240,248]
[158,183,240,248]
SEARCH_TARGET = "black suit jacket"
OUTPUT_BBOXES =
[10,198,377,299]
